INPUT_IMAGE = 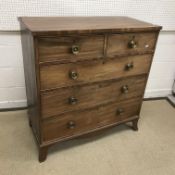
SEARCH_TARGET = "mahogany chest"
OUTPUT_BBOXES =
[19,17,161,162]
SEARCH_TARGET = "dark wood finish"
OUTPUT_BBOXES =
[20,22,41,144]
[41,75,147,118]
[39,146,48,162]
[40,54,152,90]
[107,32,157,58]
[19,16,161,34]
[42,98,141,142]
[19,17,161,162]
[132,118,139,131]
[38,35,104,63]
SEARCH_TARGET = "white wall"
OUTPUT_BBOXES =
[1,0,175,31]
[0,32,26,108]
[0,0,175,108]
[145,31,175,97]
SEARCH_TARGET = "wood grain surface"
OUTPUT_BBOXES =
[19,17,161,34]
[40,54,152,90]
[38,35,104,63]
[107,32,157,57]
[41,75,146,118]
[42,98,141,142]
[19,17,161,162]
[20,22,41,143]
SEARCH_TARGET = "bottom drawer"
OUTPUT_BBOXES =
[42,98,141,142]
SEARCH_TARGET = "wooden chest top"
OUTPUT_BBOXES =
[19,16,161,34]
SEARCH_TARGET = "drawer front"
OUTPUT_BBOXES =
[41,75,146,118]
[107,32,157,57]
[40,54,152,90]
[38,35,104,63]
[42,98,141,142]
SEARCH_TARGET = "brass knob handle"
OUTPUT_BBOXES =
[121,85,129,94]
[67,121,76,129]
[128,40,137,49]
[125,63,134,71]
[69,70,78,80]
[68,97,78,105]
[116,108,124,116]
[72,45,79,55]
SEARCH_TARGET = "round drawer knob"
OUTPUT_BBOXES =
[128,39,137,49]
[68,97,78,105]
[116,108,124,115]
[72,45,79,55]
[121,85,129,94]
[125,63,134,70]
[69,70,78,80]
[67,121,76,129]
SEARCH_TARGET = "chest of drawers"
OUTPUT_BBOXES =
[19,17,161,162]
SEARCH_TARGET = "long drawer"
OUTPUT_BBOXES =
[40,54,152,90]
[41,75,146,118]
[42,98,141,142]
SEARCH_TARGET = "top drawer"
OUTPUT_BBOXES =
[37,35,104,63]
[107,32,157,57]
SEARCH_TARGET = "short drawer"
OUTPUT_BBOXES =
[40,54,152,90]
[107,32,157,57]
[42,98,141,142]
[37,35,104,63]
[41,75,146,118]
